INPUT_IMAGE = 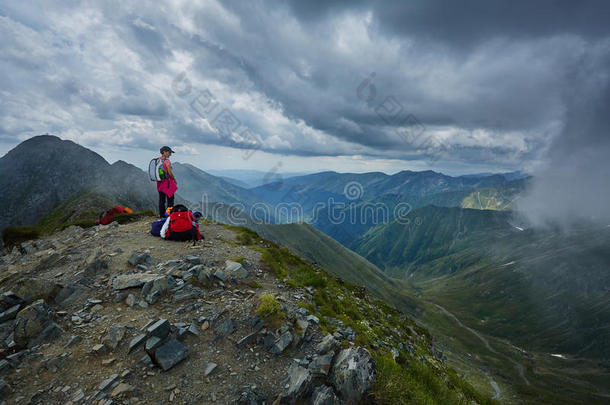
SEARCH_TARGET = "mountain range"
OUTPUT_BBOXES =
[2,135,608,403]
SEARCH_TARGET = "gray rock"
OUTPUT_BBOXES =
[102,324,126,350]
[142,275,175,298]
[0,304,20,322]
[147,319,171,340]
[203,362,217,376]
[311,385,342,405]
[145,336,163,353]
[64,335,81,348]
[125,294,137,307]
[247,315,265,332]
[308,353,335,377]
[12,278,61,304]
[329,347,376,404]
[214,318,237,336]
[281,365,313,401]
[316,334,340,355]
[0,378,9,397]
[307,315,320,324]
[152,338,188,371]
[237,331,257,347]
[184,255,202,264]
[270,331,293,354]
[13,300,62,348]
[112,274,161,290]
[128,334,147,353]
[214,270,228,281]
[127,252,152,266]
[0,291,23,308]
[225,260,249,280]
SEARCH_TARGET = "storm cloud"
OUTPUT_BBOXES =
[0,0,609,179]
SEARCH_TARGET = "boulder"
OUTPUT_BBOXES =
[146,319,171,340]
[270,331,293,354]
[214,318,237,336]
[12,278,61,304]
[280,365,313,402]
[225,260,249,280]
[152,338,188,371]
[316,334,340,355]
[308,353,335,377]
[127,252,152,266]
[102,324,126,350]
[311,385,342,405]
[13,300,63,348]
[329,347,376,404]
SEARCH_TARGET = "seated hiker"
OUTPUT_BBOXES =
[160,204,202,241]
[156,146,178,218]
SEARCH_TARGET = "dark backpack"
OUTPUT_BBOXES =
[150,217,167,237]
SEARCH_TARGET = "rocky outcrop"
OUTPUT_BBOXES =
[13,299,63,348]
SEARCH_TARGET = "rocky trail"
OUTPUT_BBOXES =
[0,218,377,404]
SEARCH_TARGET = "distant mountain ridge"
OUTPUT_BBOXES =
[0,135,158,238]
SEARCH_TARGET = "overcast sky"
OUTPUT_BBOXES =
[1,0,609,176]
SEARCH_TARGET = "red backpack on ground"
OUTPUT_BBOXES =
[168,210,202,241]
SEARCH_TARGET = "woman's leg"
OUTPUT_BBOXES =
[158,191,167,217]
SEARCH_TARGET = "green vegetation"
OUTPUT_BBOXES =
[373,353,497,405]
[255,293,286,327]
[226,223,494,404]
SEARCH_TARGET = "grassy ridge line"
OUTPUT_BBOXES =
[224,223,496,404]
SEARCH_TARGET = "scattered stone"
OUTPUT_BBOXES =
[225,260,249,280]
[214,270,228,281]
[65,335,81,348]
[307,315,320,324]
[102,358,116,366]
[280,365,313,401]
[12,278,61,304]
[13,299,63,348]
[91,343,107,355]
[112,274,161,290]
[125,294,137,307]
[214,318,237,336]
[270,331,293,354]
[316,335,340,355]
[147,319,171,340]
[308,353,334,376]
[329,347,376,403]
[102,324,126,350]
[145,336,163,353]
[311,385,341,405]
[128,334,147,353]
[0,304,20,322]
[152,339,188,371]
[203,362,217,376]
[98,373,119,392]
[71,388,85,402]
[184,255,202,264]
[127,252,152,267]
[111,382,136,398]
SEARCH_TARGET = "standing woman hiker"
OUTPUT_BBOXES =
[157,146,178,218]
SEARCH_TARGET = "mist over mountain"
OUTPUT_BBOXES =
[517,49,610,228]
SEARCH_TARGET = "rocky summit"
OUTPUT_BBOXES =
[0,217,403,404]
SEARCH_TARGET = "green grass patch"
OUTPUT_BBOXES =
[256,293,286,327]
[372,352,498,405]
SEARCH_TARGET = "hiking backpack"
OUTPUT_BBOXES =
[167,210,202,241]
[148,157,166,181]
